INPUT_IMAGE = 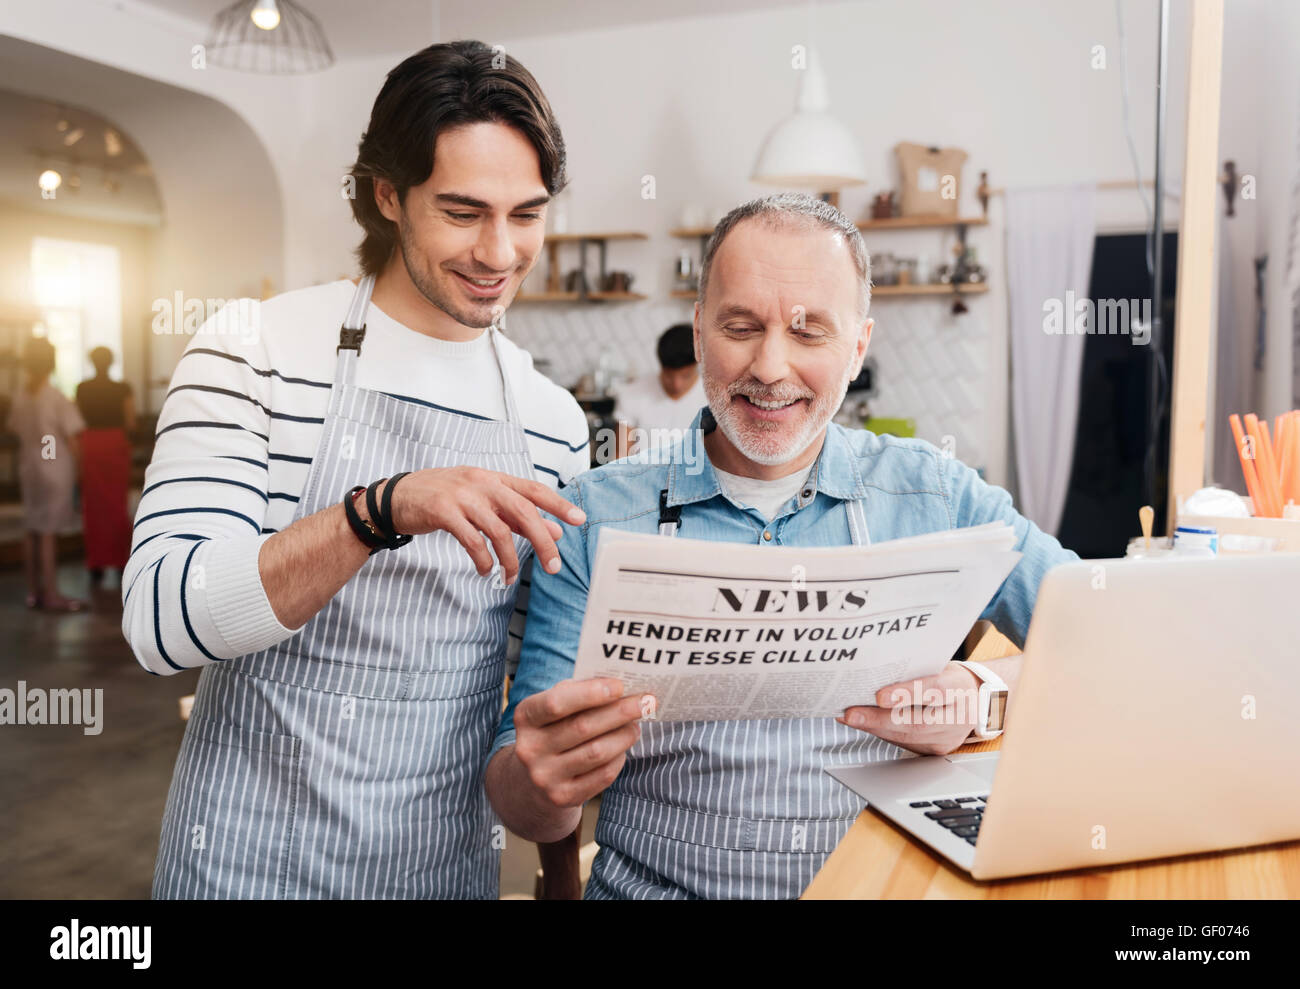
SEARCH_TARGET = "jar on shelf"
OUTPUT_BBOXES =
[874,252,899,286]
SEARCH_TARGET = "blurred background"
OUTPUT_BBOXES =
[0,0,1296,898]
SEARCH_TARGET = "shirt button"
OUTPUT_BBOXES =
[801,488,813,499]
[762,531,772,541]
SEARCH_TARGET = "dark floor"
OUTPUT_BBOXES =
[0,561,596,899]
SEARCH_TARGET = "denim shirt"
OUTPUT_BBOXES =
[492,407,1079,757]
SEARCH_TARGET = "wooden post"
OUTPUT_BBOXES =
[1166,0,1225,530]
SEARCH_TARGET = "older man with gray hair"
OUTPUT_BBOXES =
[486,192,1078,899]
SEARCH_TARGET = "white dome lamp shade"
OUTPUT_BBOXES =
[750,49,866,196]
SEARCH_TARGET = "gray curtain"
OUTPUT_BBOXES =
[1005,185,1097,536]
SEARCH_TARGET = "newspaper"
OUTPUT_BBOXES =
[571,523,1022,721]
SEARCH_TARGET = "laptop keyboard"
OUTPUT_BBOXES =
[907,795,990,845]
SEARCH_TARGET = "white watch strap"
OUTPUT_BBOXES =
[955,660,1008,739]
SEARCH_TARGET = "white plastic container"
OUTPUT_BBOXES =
[1173,525,1218,557]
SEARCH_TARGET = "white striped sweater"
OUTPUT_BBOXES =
[122,279,590,676]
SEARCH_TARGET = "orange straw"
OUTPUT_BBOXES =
[1278,412,1295,507]
[1258,417,1285,516]
[1285,410,1300,509]
[1245,414,1282,517]
[1230,414,1266,517]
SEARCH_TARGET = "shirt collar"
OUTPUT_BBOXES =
[666,406,865,507]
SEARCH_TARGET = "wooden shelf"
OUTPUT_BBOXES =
[586,291,647,302]
[873,283,989,297]
[536,231,648,300]
[515,290,646,303]
[857,215,988,231]
[673,216,987,238]
[545,231,648,243]
[669,284,984,301]
[516,291,581,302]
[670,226,716,239]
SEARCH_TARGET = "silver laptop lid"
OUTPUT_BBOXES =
[973,553,1300,880]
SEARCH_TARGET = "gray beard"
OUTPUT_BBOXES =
[706,359,855,467]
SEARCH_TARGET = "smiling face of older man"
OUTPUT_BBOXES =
[693,212,874,479]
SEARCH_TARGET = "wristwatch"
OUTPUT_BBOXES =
[953,660,1008,740]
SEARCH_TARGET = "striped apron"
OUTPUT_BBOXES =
[586,496,908,899]
[153,275,534,899]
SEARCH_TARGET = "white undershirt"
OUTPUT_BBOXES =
[712,464,814,522]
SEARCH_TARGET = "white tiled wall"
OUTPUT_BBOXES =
[503,300,692,389]
[867,300,989,473]
[503,296,989,473]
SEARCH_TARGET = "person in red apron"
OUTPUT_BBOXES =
[76,346,135,583]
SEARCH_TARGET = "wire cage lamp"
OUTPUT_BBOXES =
[205,0,335,74]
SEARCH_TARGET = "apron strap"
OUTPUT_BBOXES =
[844,497,872,547]
[657,407,712,536]
[658,488,681,537]
[335,275,376,386]
[487,324,524,427]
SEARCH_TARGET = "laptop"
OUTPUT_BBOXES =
[825,553,1300,880]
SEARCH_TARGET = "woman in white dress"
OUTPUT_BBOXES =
[5,337,87,611]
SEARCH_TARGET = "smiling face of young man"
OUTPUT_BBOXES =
[695,218,873,479]
[373,121,550,341]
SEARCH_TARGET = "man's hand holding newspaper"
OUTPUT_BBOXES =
[511,523,1021,805]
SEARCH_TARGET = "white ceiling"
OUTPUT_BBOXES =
[0,87,162,224]
[142,0,809,57]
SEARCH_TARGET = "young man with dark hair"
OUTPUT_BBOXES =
[127,41,590,899]
[615,323,706,456]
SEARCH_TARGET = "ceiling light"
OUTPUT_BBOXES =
[250,0,280,31]
[62,127,84,147]
[206,0,334,74]
[751,48,866,192]
[38,169,62,193]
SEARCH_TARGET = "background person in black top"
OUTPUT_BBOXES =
[76,347,135,587]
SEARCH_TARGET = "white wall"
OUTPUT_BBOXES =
[489,0,1192,485]
[8,0,1292,488]
[1205,0,1298,490]
[1251,0,1300,423]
